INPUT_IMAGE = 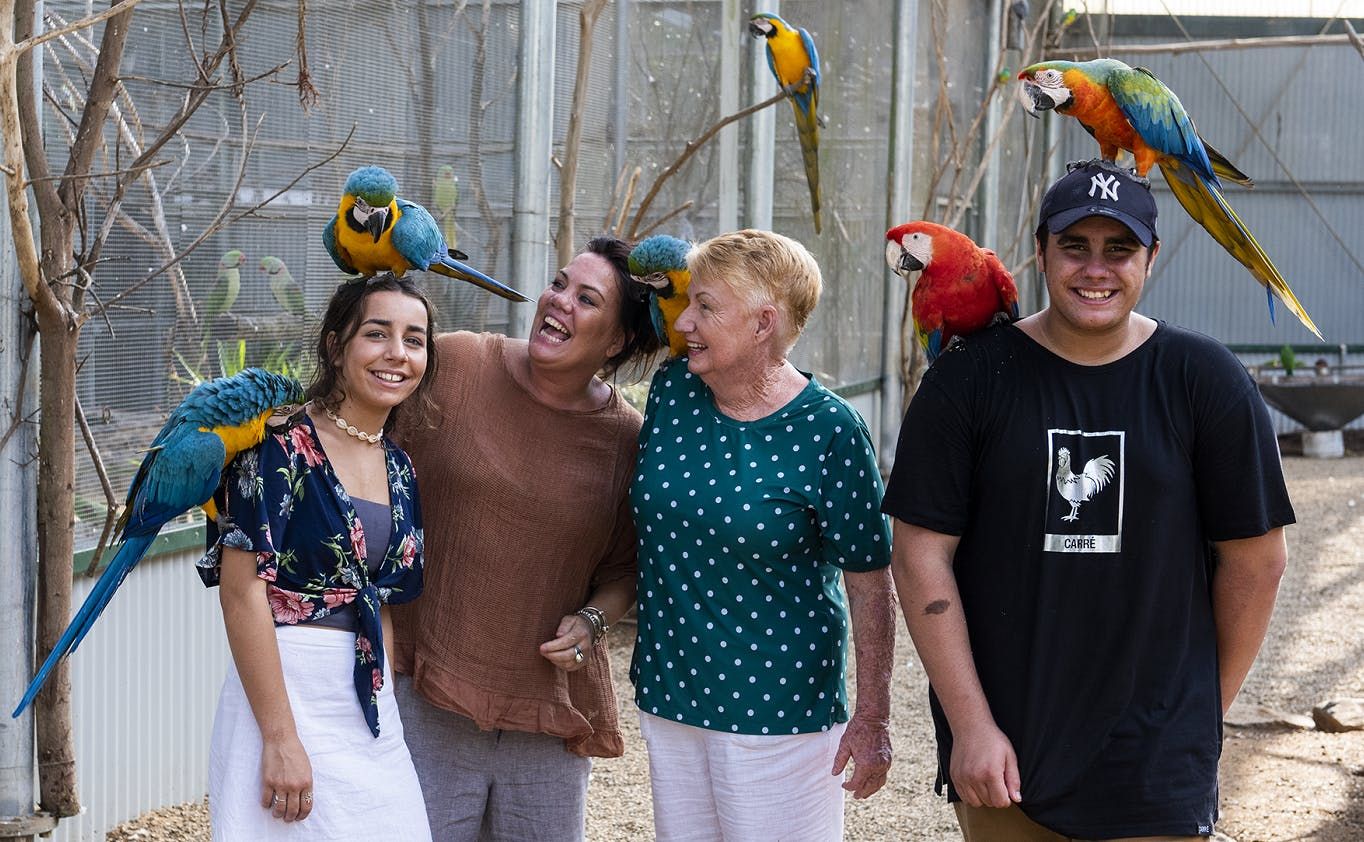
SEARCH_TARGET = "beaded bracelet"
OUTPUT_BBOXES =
[576,606,610,646]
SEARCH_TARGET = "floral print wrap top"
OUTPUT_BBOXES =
[198,411,424,737]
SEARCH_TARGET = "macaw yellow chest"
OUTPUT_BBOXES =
[334,203,414,277]
[768,31,812,92]
[206,411,272,467]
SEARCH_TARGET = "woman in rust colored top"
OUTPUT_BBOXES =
[392,236,661,841]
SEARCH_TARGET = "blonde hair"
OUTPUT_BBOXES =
[686,229,822,351]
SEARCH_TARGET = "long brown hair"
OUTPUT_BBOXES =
[584,235,664,380]
[305,275,440,430]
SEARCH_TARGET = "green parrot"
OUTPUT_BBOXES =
[260,256,307,317]
[432,164,460,250]
[200,249,244,340]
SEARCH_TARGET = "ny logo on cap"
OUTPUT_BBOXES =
[1088,173,1120,202]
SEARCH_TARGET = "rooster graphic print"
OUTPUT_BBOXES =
[1044,429,1124,553]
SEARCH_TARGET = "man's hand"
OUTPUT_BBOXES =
[832,714,892,799]
[949,720,1021,808]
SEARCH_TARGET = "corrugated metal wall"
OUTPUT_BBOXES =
[54,545,225,842]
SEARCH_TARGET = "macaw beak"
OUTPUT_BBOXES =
[897,251,924,274]
[747,20,770,38]
[1017,80,1053,118]
[365,207,389,242]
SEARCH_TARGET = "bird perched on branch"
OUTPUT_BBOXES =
[200,249,243,340]
[12,368,304,718]
[1016,57,1321,339]
[628,234,692,358]
[323,165,528,302]
[748,12,823,234]
[432,164,460,250]
[885,221,1020,362]
[260,256,306,318]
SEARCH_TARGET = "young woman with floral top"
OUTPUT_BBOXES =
[199,275,438,839]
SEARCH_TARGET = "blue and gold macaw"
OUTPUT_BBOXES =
[628,235,692,358]
[1017,58,1321,339]
[749,12,823,234]
[323,165,529,302]
[12,369,304,718]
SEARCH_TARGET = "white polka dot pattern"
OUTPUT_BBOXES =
[628,360,892,735]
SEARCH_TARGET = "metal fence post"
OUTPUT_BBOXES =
[511,0,557,340]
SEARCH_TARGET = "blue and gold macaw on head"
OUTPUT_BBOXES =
[12,369,304,718]
[323,165,530,302]
[628,235,692,358]
[749,12,823,234]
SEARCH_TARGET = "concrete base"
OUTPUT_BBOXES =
[1302,429,1345,459]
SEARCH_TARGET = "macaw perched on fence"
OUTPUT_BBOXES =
[1016,58,1321,339]
[628,235,692,358]
[200,249,244,339]
[748,12,823,234]
[323,165,529,303]
[261,256,307,318]
[885,221,1020,362]
[12,369,304,718]
[432,164,460,250]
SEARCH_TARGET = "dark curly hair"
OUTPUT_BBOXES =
[582,235,664,380]
[305,274,440,431]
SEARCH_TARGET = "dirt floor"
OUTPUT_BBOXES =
[110,448,1364,841]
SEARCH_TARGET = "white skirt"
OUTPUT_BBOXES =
[208,625,432,841]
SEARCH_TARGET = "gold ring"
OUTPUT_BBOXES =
[573,644,584,664]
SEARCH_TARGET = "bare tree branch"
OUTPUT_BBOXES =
[74,395,119,577]
[16,0,141,55]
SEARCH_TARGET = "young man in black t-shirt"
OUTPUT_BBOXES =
[882,160,1294,841]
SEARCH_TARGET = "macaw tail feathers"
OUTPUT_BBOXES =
[12,533,156,718]
[1158,161,1322,340]
[1201,140,1254,188]
[792,105,823,234]
[429,253,531,303]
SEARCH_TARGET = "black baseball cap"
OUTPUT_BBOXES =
[1037,159,1158,247]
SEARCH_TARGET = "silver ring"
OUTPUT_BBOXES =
[272,794,283,805]
[302,792,313,804]
[573,644,584,664]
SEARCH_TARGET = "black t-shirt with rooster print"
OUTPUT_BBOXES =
[881,321,1295,839]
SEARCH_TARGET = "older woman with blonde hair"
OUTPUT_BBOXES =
[630,229,897,841]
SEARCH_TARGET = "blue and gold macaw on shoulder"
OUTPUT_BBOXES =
[323,165,530,302]
[628,235,692,358]
[12,369,304,718]
[749,12,823,234]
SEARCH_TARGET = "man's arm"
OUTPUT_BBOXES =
[832,566,896,799]
[1211,527,1287,715]
[890,519,1020,809]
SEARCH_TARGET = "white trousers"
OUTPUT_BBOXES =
[638,710,847,842]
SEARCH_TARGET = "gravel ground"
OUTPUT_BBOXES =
[109,449,1364,841]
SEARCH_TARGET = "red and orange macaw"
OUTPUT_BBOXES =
[1017,57,1321,339]
[885,221,1020,362]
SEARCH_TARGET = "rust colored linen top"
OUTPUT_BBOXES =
[391,331,641,757]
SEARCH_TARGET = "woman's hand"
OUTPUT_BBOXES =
[538,614,595,672]
[259,732,314,822]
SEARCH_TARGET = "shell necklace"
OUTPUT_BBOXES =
[323,405,383,445]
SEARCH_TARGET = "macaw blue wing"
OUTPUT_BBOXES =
[800,27,821,88]
[13,426,228,717]
[925,328,943,363]
[391,199,445,271]
[649,297,667,345]
[1108,66,1217,184]
[764,42,778,85]
[322,215,357,274]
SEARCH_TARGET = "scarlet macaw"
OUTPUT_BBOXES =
[628,235,692,358]
[12,368,304,717]
[748,12,823,234]
[1016,58,1321,339]
[260,256,307,318]
[885,221,1020,362]
[323,165,529,302]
